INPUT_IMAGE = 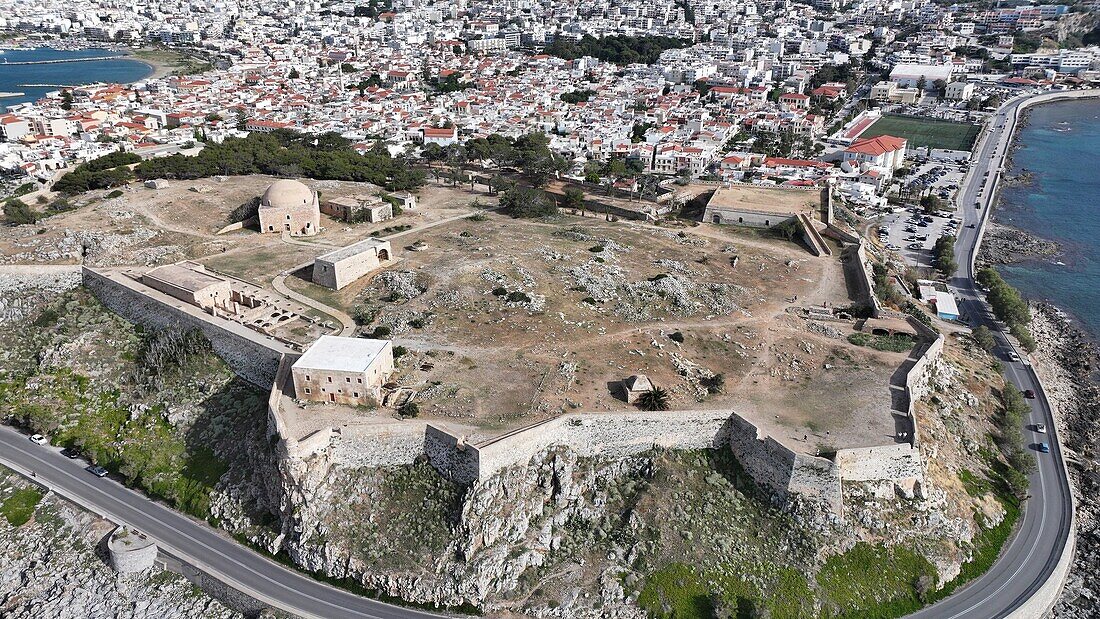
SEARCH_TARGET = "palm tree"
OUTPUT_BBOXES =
[637,386,671,411]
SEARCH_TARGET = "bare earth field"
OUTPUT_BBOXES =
[1,175,903,455]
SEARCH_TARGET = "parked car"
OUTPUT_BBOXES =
[907,243,923,250]
[29,434,47,445]
[60,448,80,459]
[86,465,109,478]
[1035,423,1047,434]
[1023,389,1036,399]
[886,244,902,251]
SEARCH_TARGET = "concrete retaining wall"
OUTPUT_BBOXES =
[82,267,295,388]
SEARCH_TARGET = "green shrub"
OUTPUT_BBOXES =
[1,488,43,527]
[3,199,37,225]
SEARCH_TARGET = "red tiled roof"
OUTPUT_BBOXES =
[846,135,907,156]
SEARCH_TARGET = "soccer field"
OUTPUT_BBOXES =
[861,115,981,151]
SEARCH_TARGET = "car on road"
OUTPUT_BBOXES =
[29,434,47,445]
[1035,423,1047,434]
[86,465,109,478]
[907,243,923,250]
[1024,389,1036,399]
[61,447,80,459]
[1037,442,1050,454]
[1007,351,1021,362]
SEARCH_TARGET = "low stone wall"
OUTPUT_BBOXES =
[82,267,295,388]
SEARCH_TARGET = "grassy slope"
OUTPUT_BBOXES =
[0,288,265,519]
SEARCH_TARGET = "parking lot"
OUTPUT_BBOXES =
[874,157,971,268]
[877,208,964,268]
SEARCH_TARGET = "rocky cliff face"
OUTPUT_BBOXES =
[224,421,993,617]
[0,471,238,619]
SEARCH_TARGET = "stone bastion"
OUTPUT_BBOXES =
[81,266,939,515]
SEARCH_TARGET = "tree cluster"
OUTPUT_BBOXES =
[453,132,568,187]
[996,382,1037,496]
[430,73,475,93]
[498,185,557,218]
[135,130,424,191]
[3,198,37,225]
[932,234,957,276]
[542,34,689,65]
[560,89,596,104]
[53,151,142,195]
[977,267,1036,352]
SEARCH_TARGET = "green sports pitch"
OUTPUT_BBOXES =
[860,115,981,151]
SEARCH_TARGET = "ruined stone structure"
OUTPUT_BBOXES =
[291,335,394,406]
[82,267,296,388]
[107,527,158,573]
[311,238,392,291]
[141,261,231,311]
[321,194,392,223]
[702,185,817,228]
[258,179,320,236]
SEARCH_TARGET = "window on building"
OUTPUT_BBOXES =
[304,387,311,394]
[327,376,332,382]
[353,392,359,398]
[346,377,351,382]
[305,375,310,381]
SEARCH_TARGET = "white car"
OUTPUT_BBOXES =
[886,243,902,251]
[29,434,47,445]
[1007,351,1021,363]
[1035,423,1047,434]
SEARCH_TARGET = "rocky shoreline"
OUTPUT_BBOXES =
[978,222,1061,265]
[1030,303,1100,617]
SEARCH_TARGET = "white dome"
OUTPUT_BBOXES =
[261,179,313,209]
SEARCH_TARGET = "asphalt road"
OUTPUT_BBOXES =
[905,92,1075,619]
[0,424,449,619]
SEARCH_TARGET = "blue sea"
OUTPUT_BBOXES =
[0,47,152,111]
[996,98,1100,338]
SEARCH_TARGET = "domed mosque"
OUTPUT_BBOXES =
[258,179,320,236]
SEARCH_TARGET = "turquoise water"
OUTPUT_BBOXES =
[0,47,152,111]
[996,99,1100,337]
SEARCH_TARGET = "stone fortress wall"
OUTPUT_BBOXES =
[267,325,947,513]
[82,267,295,388]
[82,261,945,514]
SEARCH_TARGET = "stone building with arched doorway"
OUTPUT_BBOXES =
[312,237,394,290]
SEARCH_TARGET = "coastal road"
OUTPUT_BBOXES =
[905,91,1091,618]
[0,424,449,619]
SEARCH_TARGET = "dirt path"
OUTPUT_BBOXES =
[272,272,356,335]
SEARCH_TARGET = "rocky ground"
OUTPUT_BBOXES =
[977,222,1061,265]
[0,467,239,619]
[1031,304,1100,617]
